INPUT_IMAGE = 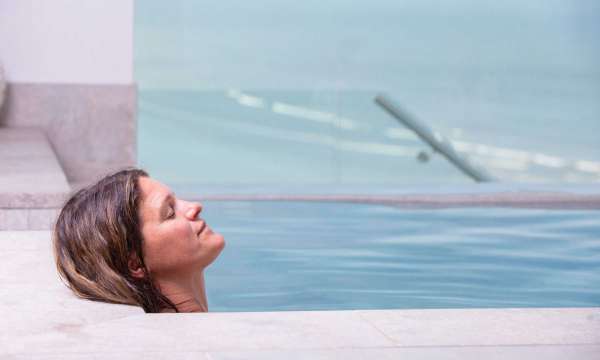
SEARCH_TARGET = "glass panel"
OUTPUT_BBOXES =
[135,0,600,186]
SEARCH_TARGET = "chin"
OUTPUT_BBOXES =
[201,233,225,267]
[212,233,226,253]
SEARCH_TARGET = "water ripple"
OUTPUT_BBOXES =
[204,202,600,311]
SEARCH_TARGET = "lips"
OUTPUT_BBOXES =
[197,221,207,236]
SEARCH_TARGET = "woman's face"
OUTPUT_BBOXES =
[136,177,225,278]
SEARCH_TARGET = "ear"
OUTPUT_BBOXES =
[128,253,145,279]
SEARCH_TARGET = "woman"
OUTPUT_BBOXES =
[52,167,225,313]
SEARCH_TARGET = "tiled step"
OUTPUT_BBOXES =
[0,127,71,230]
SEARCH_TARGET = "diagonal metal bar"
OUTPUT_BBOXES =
[375,94,495,182]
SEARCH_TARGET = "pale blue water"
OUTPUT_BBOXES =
[203,201,600,311]
[135,1,600,186]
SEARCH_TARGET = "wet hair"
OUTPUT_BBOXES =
[52,167,179,313]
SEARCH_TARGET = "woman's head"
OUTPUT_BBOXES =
[52,167,225,313]
[134,175,225,280]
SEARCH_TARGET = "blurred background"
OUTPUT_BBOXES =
[135,0,600,189]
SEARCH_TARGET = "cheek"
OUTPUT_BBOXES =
[143,223,196,274]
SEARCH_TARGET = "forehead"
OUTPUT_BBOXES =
[138,177,172,212]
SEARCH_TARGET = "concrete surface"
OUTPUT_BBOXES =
[0,83,136,185]
[1,231,598,359]
[0,128,70,207]
[0,128,70,229]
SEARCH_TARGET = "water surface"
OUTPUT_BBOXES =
[202,201,600,311]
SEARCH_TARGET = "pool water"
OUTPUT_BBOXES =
[202,201,600,311]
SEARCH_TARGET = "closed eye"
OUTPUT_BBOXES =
[167,206,176,219]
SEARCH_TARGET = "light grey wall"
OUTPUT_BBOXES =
[0,83,137,187]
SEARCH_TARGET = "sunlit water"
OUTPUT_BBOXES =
[202,201,600,311]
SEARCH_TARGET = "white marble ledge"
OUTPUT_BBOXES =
[0,208,60,230]
[3,345,600,360]
[0,127,71,209]
[3,307,599,358]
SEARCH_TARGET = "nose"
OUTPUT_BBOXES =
[185,201,203,220]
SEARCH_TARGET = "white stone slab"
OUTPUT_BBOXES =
[0,208,28,230]
[0,127,70,208]
[357,307,600,346]
[3,353,208,360]
[5,344,600,359]
[0,208,60,230]
[206,345,600,360]
[0,231,142,344]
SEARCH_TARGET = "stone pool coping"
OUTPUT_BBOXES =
[2,231,599,359]
[175,183,600,209]
[4,308,600,359]
[187,192,600,209]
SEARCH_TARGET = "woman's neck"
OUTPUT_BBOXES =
[156,270,208,312]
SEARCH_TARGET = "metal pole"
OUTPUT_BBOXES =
[374,94,494,182]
